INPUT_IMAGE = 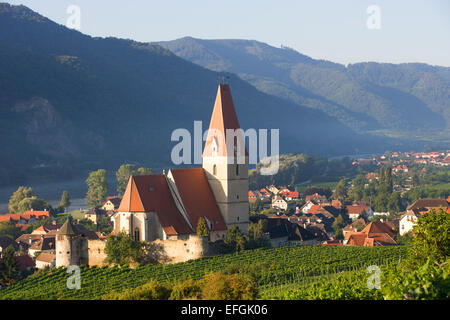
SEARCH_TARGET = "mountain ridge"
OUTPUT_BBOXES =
[0,3,414,187]
[157,37,450,138]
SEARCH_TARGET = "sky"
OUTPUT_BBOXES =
[6,0,450,67]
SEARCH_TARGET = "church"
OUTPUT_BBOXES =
[111,84,250,243]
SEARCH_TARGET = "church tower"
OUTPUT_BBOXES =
[202,84,249,232]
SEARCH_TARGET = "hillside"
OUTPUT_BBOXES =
[157,37,450,140]
[0,3,409,187]
[0,245,407,299]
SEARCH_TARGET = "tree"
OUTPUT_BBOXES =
[333,178,348,200]
[86,169,109,208]
[410,208,450,266]
[0,221,24,239]
[136,167,153,175]
[249,198,264,213]
[8,187,35,213]
[412,173,420,187]
[0,245,20,286]
[387,192,403,214]
[224,226,245,252]
[196,217,210,237]
[59,191,71,211]
[332,214,345,238]
[16,197,50,213]
[104,232,146,267]
[116,164,153,196]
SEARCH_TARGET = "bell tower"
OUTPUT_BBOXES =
[202,84,249,232]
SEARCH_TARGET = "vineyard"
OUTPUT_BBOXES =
[0,245,408,300]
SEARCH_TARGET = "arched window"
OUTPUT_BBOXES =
[213,164,217,176]
[134,228,140,242]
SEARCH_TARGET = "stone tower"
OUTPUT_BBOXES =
[56,218,87,267]
[202,84,249,232]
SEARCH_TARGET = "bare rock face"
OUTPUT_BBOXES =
[12,97,104,159]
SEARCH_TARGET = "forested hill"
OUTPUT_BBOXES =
[157,37,450,140]
[0,3,434,187]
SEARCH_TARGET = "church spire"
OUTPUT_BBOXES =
[202,84,246,158]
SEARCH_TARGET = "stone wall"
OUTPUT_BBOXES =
[87,239,107,266]
[147,235,209,264]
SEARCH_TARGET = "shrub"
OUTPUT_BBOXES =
[103,280,171,300]
[169,278,201,300]
[200,272,258,300]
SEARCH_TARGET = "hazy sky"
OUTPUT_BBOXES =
[6,0,450,67]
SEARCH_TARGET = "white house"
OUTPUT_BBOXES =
[399,211,418,236]
[272,196,288,211]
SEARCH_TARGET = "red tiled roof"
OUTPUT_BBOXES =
[36,252,56,263]
[203,84,248,157]
[118,175,192,235]
[169,168,227,232]
[15,224,31,232]
[362,221,395,238]
[285,192,299,198]
[346,205,370,215]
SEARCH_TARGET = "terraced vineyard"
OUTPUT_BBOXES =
[0,245,408,300]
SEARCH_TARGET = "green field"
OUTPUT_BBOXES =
[0,245,408,300]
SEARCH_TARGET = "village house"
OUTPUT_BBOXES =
[343,221,397,247]
[284,191,300,201]
[32,222,62,235]
[267,185,279,195]
[342,218,367,237]
[85,207,107,224]
[35,252,56,269]
[272,196,288,211]
[101,196,122,212]
[305,193,328,204]
[346,204,374,220]
[406,198,449,215]
[399,211,418,236]
[0,210,50,225]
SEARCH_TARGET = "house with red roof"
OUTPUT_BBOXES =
[101,196,122,212]
[343,221,397,247]
[305,193,328,204]
[346,204,374,220]
[284,191,299,201]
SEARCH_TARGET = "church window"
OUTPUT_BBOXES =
[213,164,217,176]
[134,228,140,241]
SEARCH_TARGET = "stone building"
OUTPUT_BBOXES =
[56,84,250,267]
[112,83,249,242]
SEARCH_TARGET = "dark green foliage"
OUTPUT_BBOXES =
[410,208,450,266]
[0,221,25,239]
[59,191,70,210]
[0,245,20,286]
[333,178,348,200]
[104,232,146,267]
[86,169,108,208]
[8,186,35,213]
